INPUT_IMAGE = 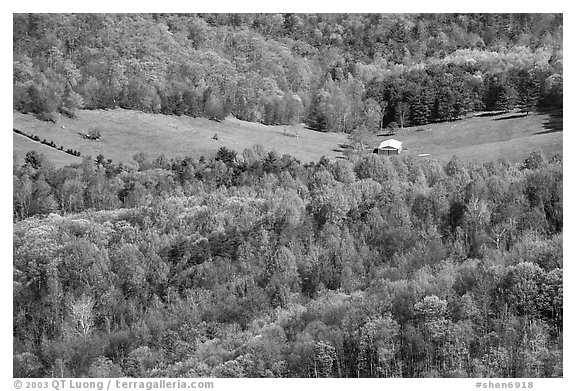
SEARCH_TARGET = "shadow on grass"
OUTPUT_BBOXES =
[303,125,331,133]
[377,131,399,137]
[535,110,563,135]
[493,113,529,121]
[333,143,354,153]
[475,111,507,118]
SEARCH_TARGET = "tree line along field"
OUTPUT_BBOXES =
[13,132,82,167]
[13,14,562,134]
[13,108,349,167]
[13,13,563,379]
[357,108,563,162]
[13,106,562,169]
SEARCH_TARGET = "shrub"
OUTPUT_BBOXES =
[85,128,101,140]
[36,111,57,123]
[524,151,546,170]
[386,121,399,134]
[59,106,76,119]
[25,151,42,169]
[215,146,237,166]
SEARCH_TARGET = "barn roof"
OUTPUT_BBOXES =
[378,139,403,150]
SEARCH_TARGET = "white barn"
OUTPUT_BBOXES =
[376,139,403,155]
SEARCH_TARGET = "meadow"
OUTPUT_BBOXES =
[14,108,562,168]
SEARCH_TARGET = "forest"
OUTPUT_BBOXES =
[13,13,563,379]
[13,147,562,377]
[13,14,562,132]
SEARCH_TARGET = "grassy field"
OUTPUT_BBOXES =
[13,109,349,167]
[13,108,562,168]
[384,109,563,162]
[13,133,82,167]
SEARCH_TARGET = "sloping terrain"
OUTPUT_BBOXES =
[373,109,563,162]
[13,109,349,167]
[13,108,562,168]
[13,132,82,167]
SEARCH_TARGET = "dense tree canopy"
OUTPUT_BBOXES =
[13,147,562,377]
[13,13,563,379]
[14,13,562,131]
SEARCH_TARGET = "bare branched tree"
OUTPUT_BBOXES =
[68,295,94,338]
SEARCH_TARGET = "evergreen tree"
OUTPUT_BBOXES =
[495,84,519,112]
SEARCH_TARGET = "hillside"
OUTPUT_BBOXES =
[13,108,562,168]
[373,109,563,162]
[13,132,82,167]
[14,14,563,134]
[13,109,349,167]
[13,13,565,382]
[13,116,564,378]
